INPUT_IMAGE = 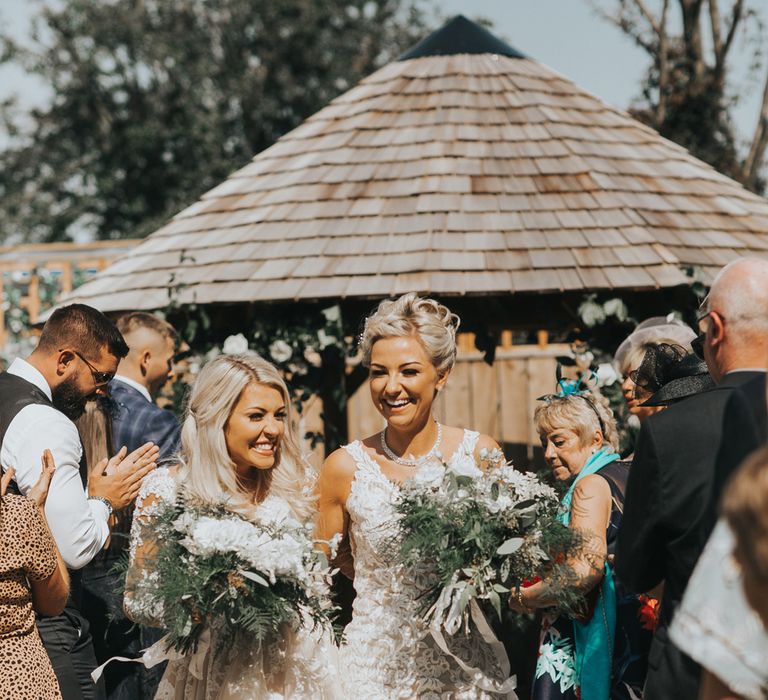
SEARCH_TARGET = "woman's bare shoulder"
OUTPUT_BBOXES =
[319,446,357,481]
[572,473,612,503]
[475,432,502,454]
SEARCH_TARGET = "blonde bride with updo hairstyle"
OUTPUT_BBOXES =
[124,353,336,699]
[317,292,514,699]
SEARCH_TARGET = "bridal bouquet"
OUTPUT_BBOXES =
[396,449,579,634]
[149,495,336,654]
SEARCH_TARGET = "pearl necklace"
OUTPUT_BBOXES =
[380,422,443,467]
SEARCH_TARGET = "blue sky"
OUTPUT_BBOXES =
[0,0,764,151]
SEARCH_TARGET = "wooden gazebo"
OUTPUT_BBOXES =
[62,15,768,323]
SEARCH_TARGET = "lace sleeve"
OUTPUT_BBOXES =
[124,467,178,627]
[669,520,768,700]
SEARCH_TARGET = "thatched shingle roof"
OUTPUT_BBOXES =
[64,15,768,312]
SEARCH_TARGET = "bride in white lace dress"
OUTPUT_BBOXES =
[317,293,516,699]
[124,354,339,699]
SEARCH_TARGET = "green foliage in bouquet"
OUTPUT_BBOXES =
[396,451,582,631]
[149,498,335,655]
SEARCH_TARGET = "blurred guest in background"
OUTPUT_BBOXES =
[614,316,696,423]
[617,257,768,700]
[628,343,714,409]
[82,311,180,700]
[111,312,180,463]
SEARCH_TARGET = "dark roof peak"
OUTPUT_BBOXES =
[399,15,526,61]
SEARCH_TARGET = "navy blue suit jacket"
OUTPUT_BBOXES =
[109,379,180,464]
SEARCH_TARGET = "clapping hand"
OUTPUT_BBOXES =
[28,450,57,508]
[89,442,159,511]
[100,442,159,477]
[1,466,14,497]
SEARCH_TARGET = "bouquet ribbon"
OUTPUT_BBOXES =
[429,596,518,697]
[90,627,212,683]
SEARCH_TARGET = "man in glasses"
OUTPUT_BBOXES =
[616,257,768,700]
[0,304,159,699]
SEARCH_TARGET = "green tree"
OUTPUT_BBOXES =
[0,0,429,242]
[594,0,768,193]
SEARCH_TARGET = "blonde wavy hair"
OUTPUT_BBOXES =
[534,391,620,452]
[360,292,460,375]
[177,354,313,522]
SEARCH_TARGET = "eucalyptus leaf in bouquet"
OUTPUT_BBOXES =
[147,495,338,655]
[396,448,581,635]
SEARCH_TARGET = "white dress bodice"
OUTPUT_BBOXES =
[340,430,514,700]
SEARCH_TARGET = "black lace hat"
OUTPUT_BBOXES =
[630,343,714,406]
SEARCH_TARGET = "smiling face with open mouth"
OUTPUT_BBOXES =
[368,335,448,432]
[224,380,286,476]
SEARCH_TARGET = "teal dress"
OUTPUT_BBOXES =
[532,461,655,699]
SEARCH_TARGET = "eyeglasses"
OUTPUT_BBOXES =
[692,308,726,360]
[696,308,726,333]
[65,349,115,386]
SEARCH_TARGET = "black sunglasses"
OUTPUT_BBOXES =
[68,349,115,386]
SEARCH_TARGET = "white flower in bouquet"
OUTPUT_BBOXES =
[178,515,254,558]
[446,457,482,479]
[247,531,309,584]
[411,460,446,488]
[253,495,300,528]
[222,333,250,355]
[269,339,293,363]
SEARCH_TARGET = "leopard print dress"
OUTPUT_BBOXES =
[0,495,61,699]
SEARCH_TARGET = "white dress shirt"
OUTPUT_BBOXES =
[2,358,110,569]
[112,374,151,403]
[670,520,768,699]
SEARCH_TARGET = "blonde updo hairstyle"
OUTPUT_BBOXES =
[360,292,460,377]
[177,354,313,522]
[534,391,620,453]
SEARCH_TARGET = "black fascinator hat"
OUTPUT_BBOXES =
[630,343,714,406]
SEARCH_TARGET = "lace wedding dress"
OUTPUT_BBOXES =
[340,429,516,699]
[125,468,341,700]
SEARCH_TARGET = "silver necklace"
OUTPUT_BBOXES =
[380,421,442,467]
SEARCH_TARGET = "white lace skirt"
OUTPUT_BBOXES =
[155,626,341,700]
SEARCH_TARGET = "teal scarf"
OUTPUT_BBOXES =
[558,446,619,700]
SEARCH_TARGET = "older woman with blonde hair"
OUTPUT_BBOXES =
[125,353,336,699]
[317,292,514,698]
[509,385,653,700]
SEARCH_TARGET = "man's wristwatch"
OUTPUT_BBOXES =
[88,495,114,517]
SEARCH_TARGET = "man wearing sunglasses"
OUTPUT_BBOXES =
[616,257,768,700]
[0,304,159,700]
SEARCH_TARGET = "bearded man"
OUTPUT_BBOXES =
[0,304,158,699]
